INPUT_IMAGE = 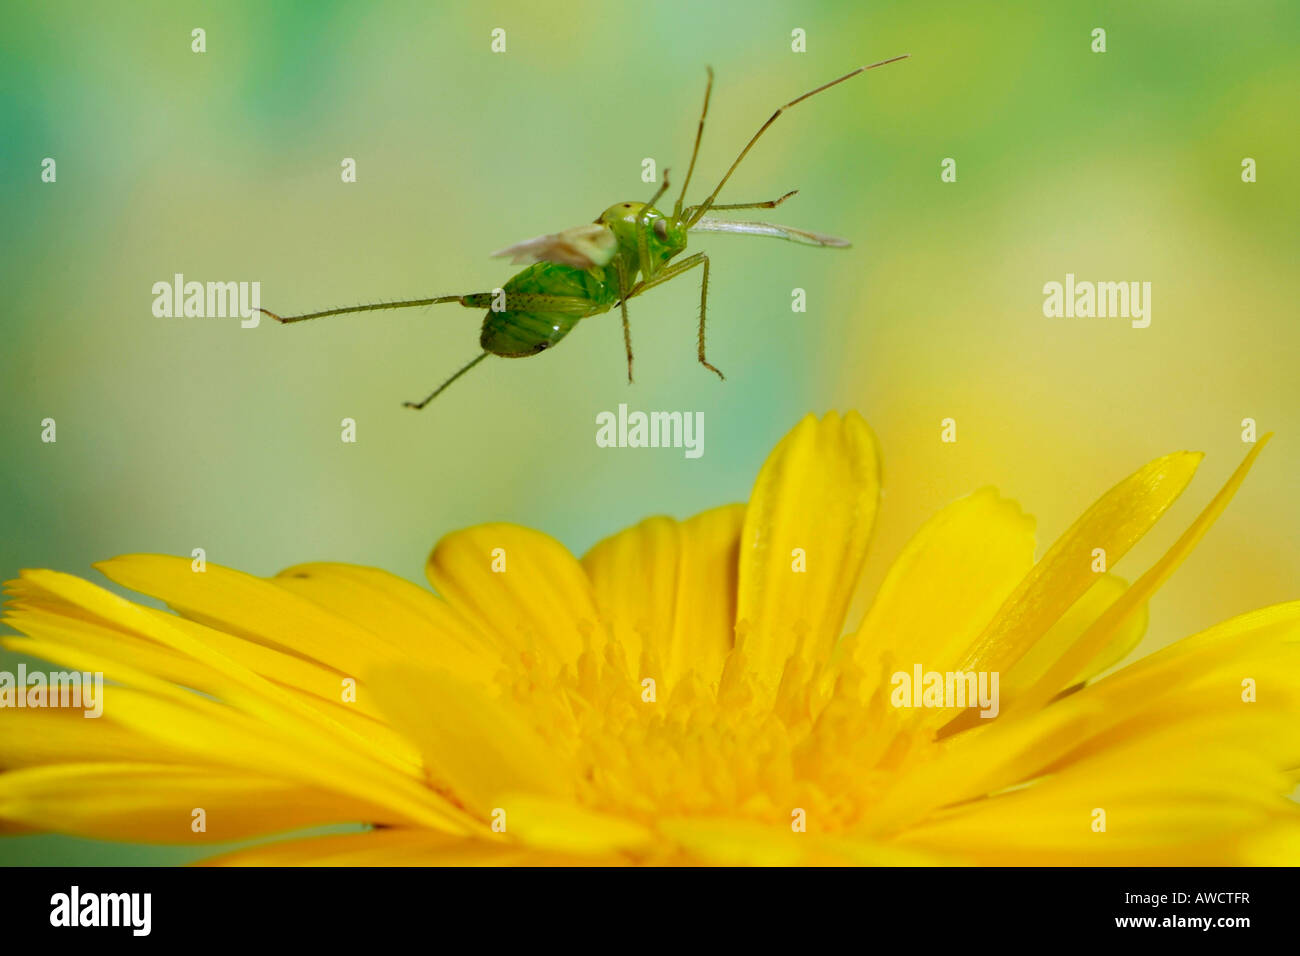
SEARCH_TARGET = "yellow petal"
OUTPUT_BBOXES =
[495,792,653,854]
[957,449,1202,678]
[999,573,1148,699]
[1,626,422,775]
[581,504,743,688]
[0,763,375,843]
[425,523,605,671]
[272,562,499,684]
[736,412,881,691]
[869,602,1300,834]
[850,487,1035,673]
[6,603,332,703]
[8,576,406,724]
[658,816,813,865]
[0,707,188,770]
[1012,435,1271,715]
[895,727,1291,865]
[371,665,573,818]
[95,555,406,676]
[1093,599,1300,701]
[2,631,469,832]
[111,681,445,820]
[5,572,427,776]
[199,828,615,866]
[654,816,942,865]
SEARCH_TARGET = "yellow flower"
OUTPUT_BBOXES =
[2,413,1297,865]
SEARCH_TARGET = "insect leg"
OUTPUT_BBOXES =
[402,352,490,410]
[693,254,722,380]
[625,252,723,380]
[259,295,467,324]
[616,258,634,383]
[627,251,704,295]
[264,288,598,324]
[701,189,798,212]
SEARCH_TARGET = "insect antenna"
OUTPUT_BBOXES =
[402,351,489,410]
[673,66,714,220]
[645,167,672,208]
[259,295,464,324]
[683,54,909,227]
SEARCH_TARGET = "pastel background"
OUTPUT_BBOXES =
[2,0,1296,863]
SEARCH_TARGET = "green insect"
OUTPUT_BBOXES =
[260,55,908,408]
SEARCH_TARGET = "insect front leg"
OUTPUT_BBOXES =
[698,189,798,213]
[616,258,634,383]
[626,251,723,381]
[693,254,721,380]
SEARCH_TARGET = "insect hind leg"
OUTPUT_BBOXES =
[403,352,490,410]
[259,295,469,324]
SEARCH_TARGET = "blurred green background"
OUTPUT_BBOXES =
[2,0,1297,864]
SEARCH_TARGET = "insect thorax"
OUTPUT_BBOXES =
[597,202,688,274]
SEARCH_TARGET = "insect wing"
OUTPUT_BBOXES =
[689,216,850,248]
[490,223,618,269]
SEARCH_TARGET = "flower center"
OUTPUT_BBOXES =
[496,632,905,832]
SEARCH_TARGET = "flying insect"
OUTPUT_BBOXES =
[259,55,909,408]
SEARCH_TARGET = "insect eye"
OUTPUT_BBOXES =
[653,218,669,241]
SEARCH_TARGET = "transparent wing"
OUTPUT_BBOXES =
[490,223,618,269]
[689,216,850,248]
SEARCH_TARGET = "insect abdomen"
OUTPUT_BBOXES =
[480,308,581,356]
[478,262,616,357]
